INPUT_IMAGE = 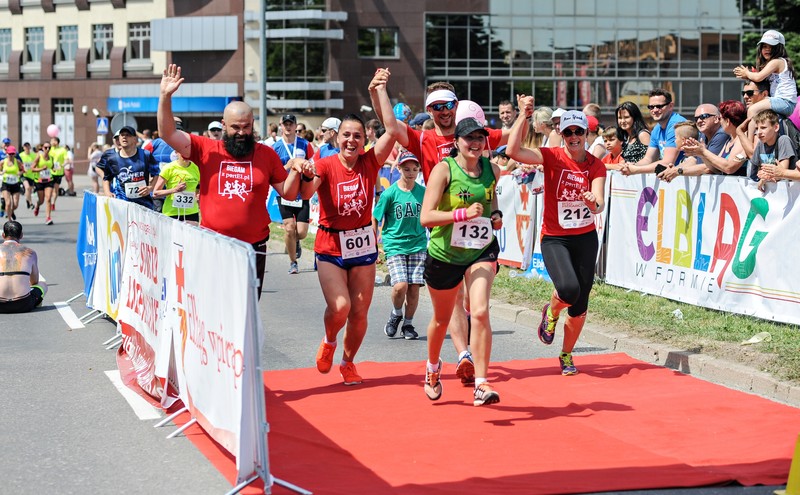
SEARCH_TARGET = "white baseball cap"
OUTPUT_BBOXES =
[321,117,341,132]
[558,111,589,132]
[552,108,566,119]
[759,30,785,46]
[207,121,223,131]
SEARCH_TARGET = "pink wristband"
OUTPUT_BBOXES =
[452,208,467,223]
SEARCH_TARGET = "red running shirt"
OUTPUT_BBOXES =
[189,134,287,243]
[404,126,503,183]
[539,147,607,237]
[313,150,381,256]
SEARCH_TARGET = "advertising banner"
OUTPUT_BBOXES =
[115,206,178,408]
[496,175,537,268]
[606,173,800,324]
[90,195,128,320]
[168,221,260,480]
[76,192,98,300]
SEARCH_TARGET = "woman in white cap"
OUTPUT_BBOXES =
[734,29,797,121]
[506,96,606,376]
[420,116,503,406]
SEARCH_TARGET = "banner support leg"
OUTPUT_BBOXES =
[101,332,121,346]
[153,406,188,428]
[222,473,312,495]
[166,417,197,439]
[272,476,312,495]
[79,309,99,321]
[104,335,123,350]
[65,292,85,304]
[83,312,106,325]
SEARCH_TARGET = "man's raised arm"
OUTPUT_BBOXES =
[158,64,192,158]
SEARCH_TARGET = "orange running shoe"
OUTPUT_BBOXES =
[315,339,335,374]
[340,361,362,385]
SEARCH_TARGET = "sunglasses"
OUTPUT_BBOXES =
[742,90,756,97]
[694,113,716,121]
[647,103,669,110]
[42,146,50,150]
[561,128,586,137]
[320,128,330,133]
[429,101,456,112]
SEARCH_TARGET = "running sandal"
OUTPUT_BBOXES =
[473,382,500,406]
[340,362,362,385]
[559,352,579,376]
[537,303,558,345]
[455,352,475,385]
[315,339,335,374]
[424,359,443,400]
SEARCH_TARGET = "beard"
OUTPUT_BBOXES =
[223,132,256,158]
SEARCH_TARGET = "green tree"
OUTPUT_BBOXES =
[742,0,800,65]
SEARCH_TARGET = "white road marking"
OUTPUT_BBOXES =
[104,370,163,421]
[54,302,85,329]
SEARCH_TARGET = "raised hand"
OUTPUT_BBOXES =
[161,64,185,96]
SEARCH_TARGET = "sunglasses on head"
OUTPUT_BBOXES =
[694,113,716,121]
[429,101,456,112]
[647,103,669,110]
[561,128,586,137]
[742,90,756,97]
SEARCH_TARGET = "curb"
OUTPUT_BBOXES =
[281,242,799,409]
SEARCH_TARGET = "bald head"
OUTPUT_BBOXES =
[223,101,253,122]
[694,103,721,138]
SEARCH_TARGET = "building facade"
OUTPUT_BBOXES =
[250,0,763,128]
[0,0,242,167]
[0,0,765,165]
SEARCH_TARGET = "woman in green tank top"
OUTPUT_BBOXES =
[419,117,504,407]
[1,147,24,220]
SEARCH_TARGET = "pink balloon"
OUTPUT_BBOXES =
[455,100,486,126]
[790,104,800,130]
[46,124,60,138]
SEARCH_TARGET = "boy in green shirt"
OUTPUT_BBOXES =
[372,152,428,340]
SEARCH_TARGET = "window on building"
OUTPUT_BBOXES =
[0,29,11,65]
[58,26,78,64]
[357,27,399,59]
[128,22,150,61]
[25,27,44,64]
[92,24,114,62]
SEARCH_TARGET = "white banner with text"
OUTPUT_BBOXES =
[605,173,800,325]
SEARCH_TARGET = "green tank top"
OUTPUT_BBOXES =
[428,156,496,265]
[19,151,38,180]
[37,154,54,182]
[2,158,22,183]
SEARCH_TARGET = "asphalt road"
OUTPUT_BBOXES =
[0,176,787,494]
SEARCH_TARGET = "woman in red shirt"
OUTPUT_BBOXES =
[297,68,402,386]
[506,97,607,376]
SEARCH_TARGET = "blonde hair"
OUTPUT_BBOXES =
[526,107,554,148]
[673,121,699,140]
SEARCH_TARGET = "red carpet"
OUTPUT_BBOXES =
[179,353,798,494]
